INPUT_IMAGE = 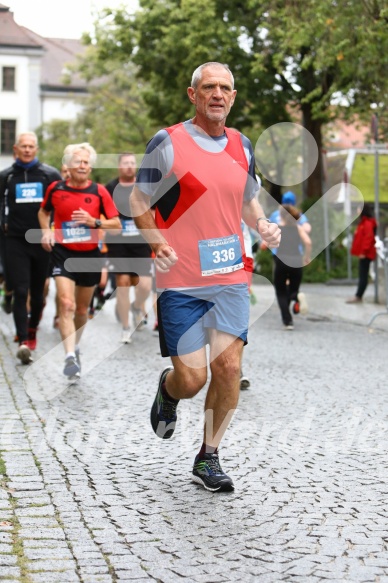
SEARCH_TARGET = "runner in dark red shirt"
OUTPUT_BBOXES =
[38,142,121,381]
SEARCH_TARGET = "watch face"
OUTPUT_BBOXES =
[95,219,102,228]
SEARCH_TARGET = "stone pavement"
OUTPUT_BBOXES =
[0,279,387,582]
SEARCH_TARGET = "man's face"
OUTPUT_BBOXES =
[118,155,137,181]
[68,150,92,182]
[187,66,237,124]
[13,135,38,163]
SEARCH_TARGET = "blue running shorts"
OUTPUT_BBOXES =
[157,283,249,357]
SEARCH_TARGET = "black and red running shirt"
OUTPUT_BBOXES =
[41,180,119,252]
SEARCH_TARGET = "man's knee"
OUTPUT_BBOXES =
[60,297,75,314]
[172,367,207,399]
[210,358,241,382]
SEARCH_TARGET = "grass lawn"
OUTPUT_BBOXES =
[351,153,388,202]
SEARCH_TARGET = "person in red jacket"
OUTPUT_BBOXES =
[346,203,377,303]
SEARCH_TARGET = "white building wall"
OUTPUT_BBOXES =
[41,94,85,124]
[0,54,36,133]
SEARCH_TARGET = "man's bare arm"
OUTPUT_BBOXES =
[130,185,178,272]
[242,198,281,249]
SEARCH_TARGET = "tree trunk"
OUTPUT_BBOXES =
[268,181,282,203]
[302,104,324,199]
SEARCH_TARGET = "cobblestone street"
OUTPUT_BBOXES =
[0,281,387,582]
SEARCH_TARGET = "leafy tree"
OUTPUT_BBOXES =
[49,0,388,197]
[38,24,159,183]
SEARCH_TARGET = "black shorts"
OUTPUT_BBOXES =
[107,242,152,276]
[50,244,102,287]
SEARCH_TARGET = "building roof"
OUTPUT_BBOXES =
[0,4,87,91]
[22,28,87,90]
[0,4,42,48]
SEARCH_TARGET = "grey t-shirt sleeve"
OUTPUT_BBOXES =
[136,130,173,197]
[241,135,260,202]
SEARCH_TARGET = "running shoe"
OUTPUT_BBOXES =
[95,288,105,311]
[63,355,80,378]
[192,453,234,492]
[292,300,300,314]
[121,328,132,344]
[17,343,33,365]
[26,328,37,351]
[284,324,294,331]
[240,371,250,390]
[297,292,308,314]
[150,366,178,439]
[131,305,144,330]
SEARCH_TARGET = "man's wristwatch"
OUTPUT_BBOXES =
[94,219,102,228]
[256,217,270,232]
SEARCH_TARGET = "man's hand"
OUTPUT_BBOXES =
[41,230,55,252]
[258,221,281,249]
[71,208,93,227]
[154,243,178,273]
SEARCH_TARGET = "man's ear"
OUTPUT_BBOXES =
[187,87,196,104]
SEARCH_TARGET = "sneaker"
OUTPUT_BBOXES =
[121,328,132,344]
[284,324,294,330]
[95,289,105,311]
[17,343,33,365]
[192,453,234,492]
[150,366,178,439]
[292,300,300,314]
[240,371,250,390]
[88,307,95,319]
[131,305,144,330]
[346,296,362,304]
[26,328,37,351]
[75,348,81,372]
[63,355,80,378]
[297,292,308,314]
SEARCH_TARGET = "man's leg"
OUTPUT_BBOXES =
[6,237,30,344]
[191,331,243,492]
[204,331,243,449]
[115,273,131,330]
[74,284,96,346]
[56,276,77,354]
[131,273,152,329]
[150,348,207,439]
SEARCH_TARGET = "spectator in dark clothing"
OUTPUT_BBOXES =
[273,204,312,329]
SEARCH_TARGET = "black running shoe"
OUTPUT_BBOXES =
[150,366,178,439]
[63,355,80,378]
[192,453,234,492]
